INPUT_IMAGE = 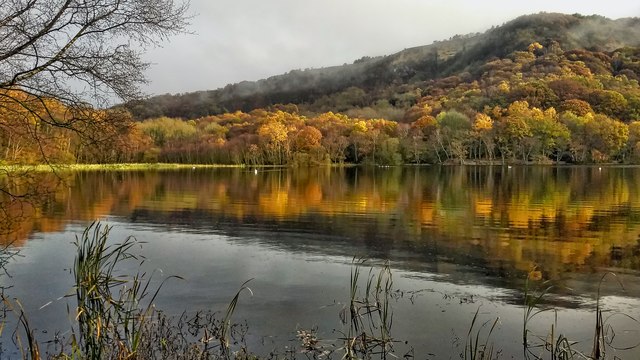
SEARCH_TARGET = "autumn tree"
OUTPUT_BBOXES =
[257,120,290,165]
[558,99,593,116]
[525,107,570,161]
[494,102,531,162]
[313,112,350,164]
[408,113,439,162]
[472,113,494,160]
[291,125,327,166]
[559,111,590,163]
[348,120,369,163]
[74,108,146,163]
[589,90,628,119]
[0,0,189,203]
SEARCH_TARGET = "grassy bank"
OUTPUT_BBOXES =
[0,162,365,174]
[0,163,249,173]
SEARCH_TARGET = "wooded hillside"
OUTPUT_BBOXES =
[4,13,640,165]
[124,13,640,121]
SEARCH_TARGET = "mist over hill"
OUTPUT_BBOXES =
[125,13,640,120]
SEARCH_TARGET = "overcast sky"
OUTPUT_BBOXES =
[141,0,640,96]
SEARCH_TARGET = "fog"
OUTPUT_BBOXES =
[142,0,640,96]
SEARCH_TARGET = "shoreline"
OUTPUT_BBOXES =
[0,161,634,173]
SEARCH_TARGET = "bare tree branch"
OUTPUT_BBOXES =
[0,0,190,105]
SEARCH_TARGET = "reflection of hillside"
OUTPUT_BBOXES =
[3,167,640,291]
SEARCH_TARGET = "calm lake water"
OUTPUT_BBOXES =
[1,166,640,358]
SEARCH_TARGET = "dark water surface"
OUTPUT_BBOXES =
[1,166,640,358]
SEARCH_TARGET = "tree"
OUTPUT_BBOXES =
[0,0,189,169]
[472,113,494,160]
[436,110,472,163]
[293,126,322,153]
[526,107,570,161]
[1,0,189,105]
[589,90,628,119]
[627,121,640,163]
[349,120,368,163]
[560,111,590,163]
[257,120,289,165]
[559,99,593,116]
[584,114,629,162]
[494,102,532,162]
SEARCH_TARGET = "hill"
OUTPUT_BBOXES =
[125,13,640,120]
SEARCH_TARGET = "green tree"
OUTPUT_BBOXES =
[626,121,640,163]
[584,114,629,162]
[436,110,472,163]
[560,111,590,163]
[589,90,628,119]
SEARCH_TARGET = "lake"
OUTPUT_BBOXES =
[1,166,640,358]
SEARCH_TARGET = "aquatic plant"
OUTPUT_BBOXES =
[1,298,40,360]
[464,307,499,360]
[521,269,582,360]
[71,221,180,358]
[339,258,395,359]
[590,272,640,360]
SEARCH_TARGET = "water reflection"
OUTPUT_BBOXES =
[2,166,640,302]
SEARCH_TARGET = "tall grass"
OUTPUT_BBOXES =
[522,271,583,360]
[1,298,40,360]
[1,222,256,360]
[339,258,395,359]
[521,269,640,360]
[71,221,179,359]
[590,272,640,360]
[464,307,498,360]
[220,279,253,357]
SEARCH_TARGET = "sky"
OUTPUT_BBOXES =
[141,0,640,96]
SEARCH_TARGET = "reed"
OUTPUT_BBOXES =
[1,298,40,360]
[522,275,555,351]
[521,270,581,360]
[220,279,253,357]
[71,221,179,359]
[340,258,395,359]
[590,272,640,360]
[464,307,498,360]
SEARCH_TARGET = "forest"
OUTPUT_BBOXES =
[3,40,640,166]
[3,13,640,166]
